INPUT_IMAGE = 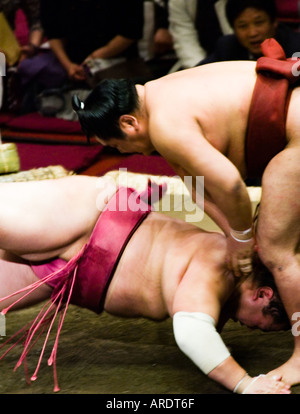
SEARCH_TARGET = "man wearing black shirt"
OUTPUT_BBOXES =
[40,0,144,82]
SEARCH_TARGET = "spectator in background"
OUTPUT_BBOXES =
[168,0,232,71]
[0,0,43,64]
[0,0,44,112]
[198,0,300,65]
[153,0,174,57]
[140,0,176,79]
[40,0,144,85]
[14,0,144,114]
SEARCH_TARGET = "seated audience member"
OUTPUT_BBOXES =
[39,0,144,86]
[0,0,44,111]
[198,0,300,65]
[0,0,43,63]
[140,0,177,79]
[168,0,232,71]
[14,0,144,114]
[0,175,291,394]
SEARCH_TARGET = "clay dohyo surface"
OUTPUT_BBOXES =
[0,303,299,395]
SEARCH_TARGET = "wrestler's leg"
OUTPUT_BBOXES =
[0,175,116,259]
[256,146,300,385]
[0,250,52,311]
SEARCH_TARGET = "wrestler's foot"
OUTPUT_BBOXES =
[268,357,300,386]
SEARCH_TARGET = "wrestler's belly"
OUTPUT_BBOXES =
[104,275,170,320]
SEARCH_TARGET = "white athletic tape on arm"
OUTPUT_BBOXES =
[173,311,231,375]
[230,227,253,242]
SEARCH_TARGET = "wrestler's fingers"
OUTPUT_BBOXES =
[237,258,252,267]
[232,256,253,277]
[272,382,291,394]
[272,388,291,394]
[230,257,241,277]
[268,374,283,381]
[238,258,253,275]
[265,377,291,394]
[245,375,291,394]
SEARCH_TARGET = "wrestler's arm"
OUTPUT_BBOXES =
[196,186,231,237]
[151,119,254,275]
[171,258,290,394]
[0,176,101,257]
[154,126,252,232]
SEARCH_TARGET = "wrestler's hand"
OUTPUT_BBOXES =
[242,374,291,394]
[227,235,254,278]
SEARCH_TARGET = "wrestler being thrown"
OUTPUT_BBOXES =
[0,175,291,394]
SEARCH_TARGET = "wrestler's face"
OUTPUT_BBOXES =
[234,286,287,332]
[95,135,154,156]
[236,308,284,332]
[233,8,278,57]
[95,114,155,155]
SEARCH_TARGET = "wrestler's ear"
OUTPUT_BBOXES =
[119,115,139,134]
[253,287,273,301]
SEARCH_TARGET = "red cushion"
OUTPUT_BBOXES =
[275,0,300,18]
[0,113,14,126]
[6,113,83,134]
[15,142,103,173]
[103,154,176,176]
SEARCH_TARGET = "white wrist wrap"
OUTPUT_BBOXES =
[173,311,231,375]
[230,227,253,242]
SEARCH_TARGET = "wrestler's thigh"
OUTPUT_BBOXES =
[0,252,52,311]
[257,147,300,255]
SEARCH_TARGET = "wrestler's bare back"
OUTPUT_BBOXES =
[0,176,232,320]
[144,61,258,177]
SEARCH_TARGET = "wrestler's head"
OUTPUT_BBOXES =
[72,79,139,142]
[72,79,154,154]
[73,78,138,139]
[226,0,278,57]
[233,252,290,331]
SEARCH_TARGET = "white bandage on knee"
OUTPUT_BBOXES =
[173,311,231,375]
